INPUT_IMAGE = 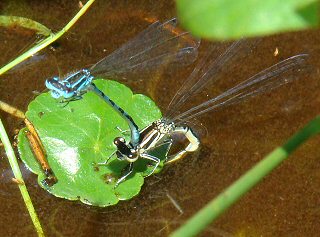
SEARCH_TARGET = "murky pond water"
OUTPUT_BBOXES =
[1,1,320,236]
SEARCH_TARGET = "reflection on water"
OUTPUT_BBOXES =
[0,0,320,236]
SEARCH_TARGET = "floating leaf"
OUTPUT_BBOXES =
[0,15,52,36]
[18,79,165,207]
[176,0,319,40]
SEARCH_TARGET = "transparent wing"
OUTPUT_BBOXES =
[6,35,49,74]
[172,54,309,123]
[90,18,200,78]
[166,38,259,119]
[9,53,46,73]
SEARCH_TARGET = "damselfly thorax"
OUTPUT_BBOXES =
[139,119,175,150]
[46,69,93,99]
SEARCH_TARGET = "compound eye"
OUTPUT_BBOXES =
[51,77,59,82]
[51,90,60,99]
[114,137,125,145]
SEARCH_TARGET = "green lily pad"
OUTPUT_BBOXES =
[176,0,319,40]
[17,79,166,207]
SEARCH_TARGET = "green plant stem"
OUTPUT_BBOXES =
[0,100,25,119]
[171,116,320,237]
[0,119,45,237]
[0,0,95,76]
[0,16,52,36]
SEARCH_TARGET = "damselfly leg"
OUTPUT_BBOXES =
[115,163,134,188]
[140,153,160,177]
[95,150,117,166]
[112,140,169,188]
[115,126,130,135]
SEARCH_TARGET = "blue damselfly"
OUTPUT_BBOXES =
[45,18,200,147]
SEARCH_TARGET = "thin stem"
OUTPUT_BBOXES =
[0,16,52,36]
[0,100,25,119]
[170,116,320,237]
[0,0,95,76]
[0,119,45,237]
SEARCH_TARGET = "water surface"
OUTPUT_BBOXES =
[0,1,320,236]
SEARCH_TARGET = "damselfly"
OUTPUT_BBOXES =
[109,39,309,186]
[45,18,200,147]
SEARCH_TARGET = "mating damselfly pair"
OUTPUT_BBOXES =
[44,18,308,187]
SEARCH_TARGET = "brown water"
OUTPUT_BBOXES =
[1,1,320,236]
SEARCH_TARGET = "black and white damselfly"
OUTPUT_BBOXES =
[105,39,309,187]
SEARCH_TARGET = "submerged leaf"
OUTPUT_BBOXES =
[176,0,319,40]
[0,15,52,36]
[18,79,164,207]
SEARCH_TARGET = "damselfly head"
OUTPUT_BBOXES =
[114,137,126,145]
[114,137,130,154]
[114,137,139,162]
[45,77,63,98]
[45,77,58,87]
[45,75,80,99]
